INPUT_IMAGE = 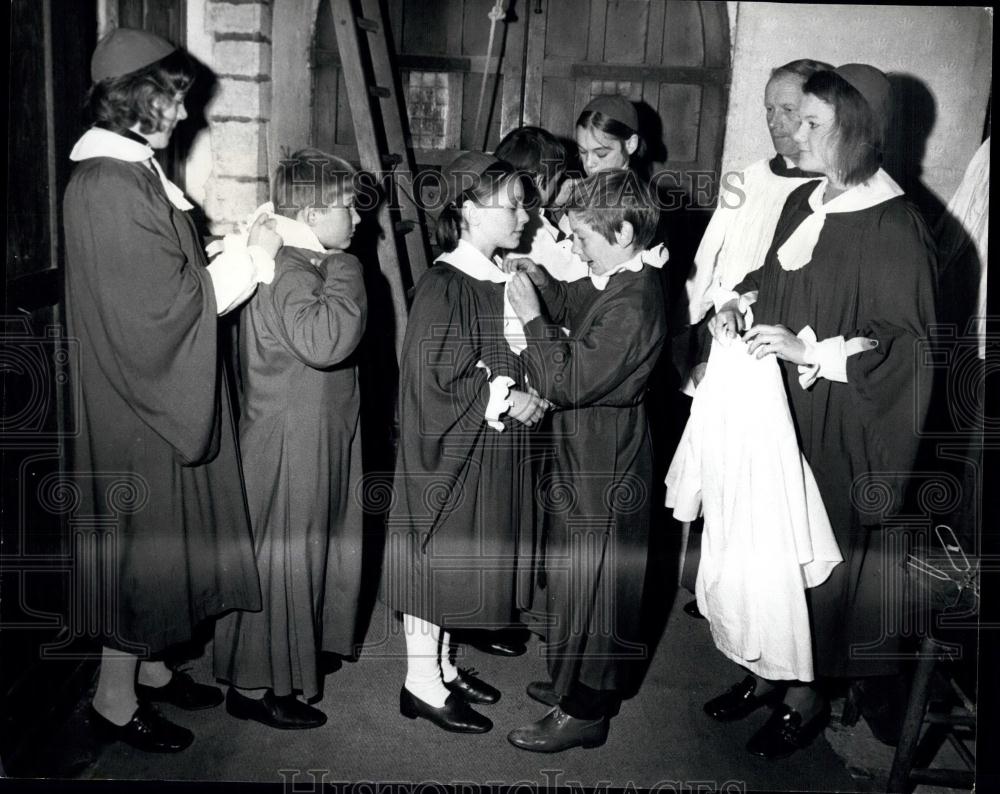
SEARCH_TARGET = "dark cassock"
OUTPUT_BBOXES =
[518,261,668,697]
[380,257,533,631]
[736,178,937,678]
[214,247,367,699]
[63,156,261,655]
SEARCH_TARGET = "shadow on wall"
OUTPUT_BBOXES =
[886,72,983,333]
[885,73,945,229]
[174,53,219,238]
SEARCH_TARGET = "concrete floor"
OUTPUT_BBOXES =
[75,595,879,791]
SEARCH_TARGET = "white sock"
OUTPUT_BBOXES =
[402,614,449,707]
[439,630,459,684]
[137,660,173,688]
[93,647,139,726]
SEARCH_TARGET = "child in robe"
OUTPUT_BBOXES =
[506,169,669,752]
[214,148,368,730]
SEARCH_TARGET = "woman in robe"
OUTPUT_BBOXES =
[64,28,280,752]
[709,63,936,759]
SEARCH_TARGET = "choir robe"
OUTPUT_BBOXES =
[736,182,937,678]
[380,262,533,629]
[213,247,367,699]
[63,157,261,654]
[519,264,668,695]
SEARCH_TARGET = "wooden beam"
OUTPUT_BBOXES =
[330,0,410,359]
[585,0,606,62]
[498,3,528,142]
[570,62,729,85]
[523,0,546,126]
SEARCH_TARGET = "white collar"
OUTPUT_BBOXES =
[247,202,327,254]
[777,168,903,271]
[69,127,194,210]
[589,243,669,290]
[70,126,154,162]
[436,239,508,283]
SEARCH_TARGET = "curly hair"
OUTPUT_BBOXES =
[86,49,195,135]
[494,126,567,201]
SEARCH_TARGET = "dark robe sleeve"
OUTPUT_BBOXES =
[399,268,496,443]
[521,279,666,408]
[63,160,220,465]
[846,201,937,521]
[269,252,367,368]
[537,273,603,328]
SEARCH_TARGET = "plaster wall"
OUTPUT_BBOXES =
[722,3,992,205]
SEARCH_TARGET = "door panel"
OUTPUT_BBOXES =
[2,0,97,775]
[524,0,729,198]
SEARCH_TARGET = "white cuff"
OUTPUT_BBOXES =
[797,326,875,389]
[710,286,740,314]
[711,287,757,315]
[246,244,275,285]
[205,243,275,316]
[476,361,515,432]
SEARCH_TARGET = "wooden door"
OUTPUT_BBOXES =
[314,0,530,166]
[523,0,729,202]
[2,0,98,775]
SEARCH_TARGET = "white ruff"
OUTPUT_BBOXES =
[70,127,194,211]
[777,168,903,272]
[588,243,669,290]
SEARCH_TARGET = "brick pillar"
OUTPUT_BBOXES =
[204,1,274,234]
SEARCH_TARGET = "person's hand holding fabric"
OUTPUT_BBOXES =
[744,324,808,364]
[508,271,542,324]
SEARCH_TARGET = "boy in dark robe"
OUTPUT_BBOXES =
[214,149,367,729]
[506,170,669,752]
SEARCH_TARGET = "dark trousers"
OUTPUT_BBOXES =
[560,682,620,719]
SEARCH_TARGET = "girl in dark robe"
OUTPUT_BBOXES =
[708,64,936,759]
[63,28,281,752]
[380,153,548,734]
[214,149,367,730]
[505,170,669,752]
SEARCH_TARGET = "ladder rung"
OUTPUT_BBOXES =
[394,220,418,235]
[357,17,379,33]
[368,85,391,98]
[380,153,402,168]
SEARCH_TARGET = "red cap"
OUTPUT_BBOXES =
[91,27,177,83]
[430,151,512,218]
[581,94,639,132]
[833,63,891,132]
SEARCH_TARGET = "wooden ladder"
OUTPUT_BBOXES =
[329,0,429,358]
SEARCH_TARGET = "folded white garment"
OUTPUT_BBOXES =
[665,337,842,681]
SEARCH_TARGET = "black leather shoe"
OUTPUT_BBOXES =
[90,703,193,753]
[683,599,705,619]
[225,687,327,730]
[526,680,560,707]
[704,676,781,722]
[444,668,500,704]
[746,701,831,759]
[399,688,492,733]
[136,672,224,711]
[508,706,609,752]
